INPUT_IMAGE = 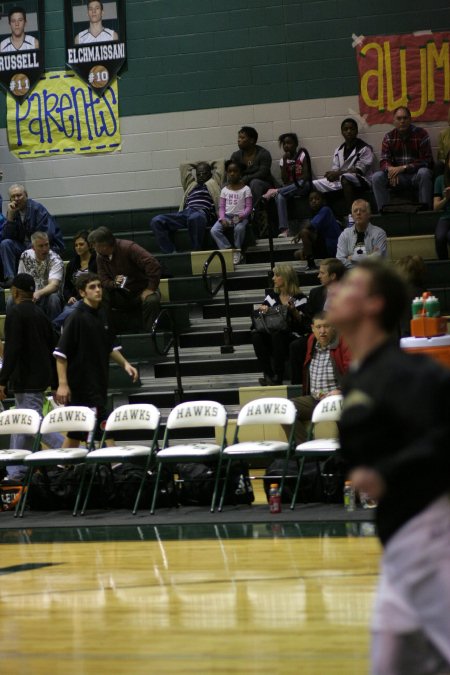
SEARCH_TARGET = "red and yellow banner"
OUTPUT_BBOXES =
[356,32,449,125]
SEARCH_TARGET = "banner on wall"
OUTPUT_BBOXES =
[356,31,449,125]
[7,70,121,158]
[0,1,45,103]
[65,0,127,97]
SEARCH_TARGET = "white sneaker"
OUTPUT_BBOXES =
[233,252,242,265]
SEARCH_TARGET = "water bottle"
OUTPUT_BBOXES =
[425,294,440,317]
[411,296,423,318]
[269,483,282,514]
[343,480,355,512]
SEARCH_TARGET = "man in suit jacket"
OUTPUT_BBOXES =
[290,258,346,384]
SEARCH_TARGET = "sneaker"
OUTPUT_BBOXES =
[263,188,278,200]
[278,229,289,238]
[233,252,242,265]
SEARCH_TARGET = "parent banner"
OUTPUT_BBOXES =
[7,70,121,158]
[65,0,126,96]
[356,31,449,124]
[0,1,45,103]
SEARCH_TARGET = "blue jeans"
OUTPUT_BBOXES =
[150,208,208,253]
[53,300,82,331]
[275,183,306,231]
[210,217,248,250]
[0,239,26,279]
[372,168,433,210]
[7,391,65,479]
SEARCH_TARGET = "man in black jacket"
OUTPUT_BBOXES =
[328,259,450,674]
[0,273,63,479]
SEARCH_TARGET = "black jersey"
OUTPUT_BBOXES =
[54,302,120,406]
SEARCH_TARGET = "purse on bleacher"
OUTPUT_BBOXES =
[253,305,289,333]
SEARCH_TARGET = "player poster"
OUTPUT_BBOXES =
[0,1,45,103]
[65,0,126,97]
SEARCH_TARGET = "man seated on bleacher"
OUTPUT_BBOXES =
[15,231,64,321]
[372,106,433,211]
[0,184,64,288]
[150,160,224,254]
[336,199,387,269]
[312,118,374,215]
[88,226,161,333]
[285,311,351,445]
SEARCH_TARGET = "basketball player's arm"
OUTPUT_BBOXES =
[110,349,139,382]
[55,356,71,405]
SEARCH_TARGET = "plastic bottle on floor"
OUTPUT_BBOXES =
[343,480,355,512]
[269,483,282,513]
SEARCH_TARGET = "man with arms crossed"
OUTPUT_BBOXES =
[328,259,450,674]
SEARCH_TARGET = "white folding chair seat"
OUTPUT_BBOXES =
[291,394,343,510]
[151,401,227,514]
[81,404,160,515]
[0,409,42,515]
[218,397,297,511]
[19,406,97,517]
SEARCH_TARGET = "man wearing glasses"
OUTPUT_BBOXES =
[372,106,433,211]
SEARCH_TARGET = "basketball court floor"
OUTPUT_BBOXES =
[0,508,380,674]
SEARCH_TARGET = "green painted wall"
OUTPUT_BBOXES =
[0,0,448,126]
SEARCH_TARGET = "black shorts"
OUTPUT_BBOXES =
[66,398,111,443]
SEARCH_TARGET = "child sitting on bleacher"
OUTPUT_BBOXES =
[263,132,311,237]
[210,160,253,265]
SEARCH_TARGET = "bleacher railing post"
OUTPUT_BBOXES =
[202,250,234,354]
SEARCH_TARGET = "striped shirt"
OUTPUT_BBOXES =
[184,183,216,221]
[309,343,338,400]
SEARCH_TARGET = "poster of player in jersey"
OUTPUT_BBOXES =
[0,1,44,103]
[65,0,126,97]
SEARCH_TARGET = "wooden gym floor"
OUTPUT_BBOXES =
[0,503,380,675]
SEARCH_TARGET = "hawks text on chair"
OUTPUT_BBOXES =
[19,406,97,517]
[150,400,228,514]
[80,403,161,515]
[217,397,297,511]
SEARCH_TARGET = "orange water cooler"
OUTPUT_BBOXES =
[400,335,450,369]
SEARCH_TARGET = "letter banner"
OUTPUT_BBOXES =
[65,0,127,97]
[0,0,45,103]
[7,70,121,158]
[356,31,450,125]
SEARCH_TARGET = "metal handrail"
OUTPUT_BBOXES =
[202,250,234,354]
[151,308,183,404]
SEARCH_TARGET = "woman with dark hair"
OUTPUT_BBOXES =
[53,230,97,330]
[434,150,450,259]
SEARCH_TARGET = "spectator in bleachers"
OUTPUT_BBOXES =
[88,226,161,332]
[290,258,346,384]
[53,230,97,330]
[436,109,450,176]
[433,150,450,260]
[313,118,374,214]
[16,231,64,321]
[286,311,351,444]
[371,106,433,211]
[262,132,311,236]
[294,191,342,270]
[0,184,64,288]
[150,160,224,254]
[210,160,252,265]
[230,126,276,230]
[251,263,309,386]
[336,199,387,268]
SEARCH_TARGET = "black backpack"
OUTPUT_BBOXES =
[176,461,254,506]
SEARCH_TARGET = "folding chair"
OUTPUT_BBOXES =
[290,394,343,510]
[150,400,227,514]
[0,409,42,515]
[217,397,297,512]
[80,403,160,515]
[18,406,97,517]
